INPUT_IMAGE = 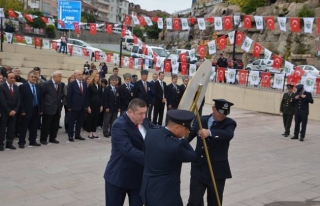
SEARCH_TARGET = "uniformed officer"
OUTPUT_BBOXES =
[291,84,313,141]
[140,109,198,206]
[280,84,295,137]
[187,99,237,206]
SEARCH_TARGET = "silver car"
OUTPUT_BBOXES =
[297,65,320,77]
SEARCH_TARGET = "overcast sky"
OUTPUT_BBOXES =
[129,0,193,14]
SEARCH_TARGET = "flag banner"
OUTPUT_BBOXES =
[226,69,236,83]
[265,16,275,30]
[189,64,197,77]
[303,18,314,33]
[253,42,262,58]
[284,61,294,74]
[241,36,253,52]
[214,17,223,30]
[290,17,300,32]
[144,59,149,70]
[166,18,173,30]
[210,67,215,80]
[132,15,140,25]
[42,39,50,49]
[173,18,181,30]
[301,73,316,92]
[124,56,129,67]
[181,62,188,75]
[254,16,264,30]
[243,15,252,29]
[264,48,272,63]
[129,57,134,68]
[316,78,320,94]
[272,54,283,70]
[179,52,187,63]
[197,18,206,30]
[134,58,140,69]
[113,53,119,65]
[24,36,32,45]
[0,8,4,18]
[223,16,233,30]
[235,31,245,45]
[233,15,242,27]
[238,69,248,85]
[157,18,163,29]
[5,32,13,43]
[181,18,189,30]
[164,60,171,72]
[189,49,197,61]
[217,67,226,82]
[144,16,153,26]
[171,58,179,74]
[106,53,112,62]
[208,40,216,55]
[217,36,226,50]
[277,17,287,32]
[228,30,235,44]
[273,73,285,89]
[261,72,271,88]
[249,71,260,85]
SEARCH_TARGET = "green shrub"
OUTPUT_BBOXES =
[185,42,191,49]
[241,0,266,14]
[298,5,314,17]
[45,25,56,39]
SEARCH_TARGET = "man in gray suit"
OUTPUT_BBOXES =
[0,72,20,151]
[40,71,63,145]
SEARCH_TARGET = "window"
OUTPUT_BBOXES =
[43,2,50,12]
[111,7,113,11]
[52,7,56,12]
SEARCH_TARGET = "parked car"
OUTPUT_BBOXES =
[245,59,281,73]
[122,36,134,51]
[52,38,105,59]
[297,65,320,77]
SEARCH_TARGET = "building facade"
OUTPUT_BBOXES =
[89,0,128,24]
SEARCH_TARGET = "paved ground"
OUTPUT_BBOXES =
[1,104,320,206]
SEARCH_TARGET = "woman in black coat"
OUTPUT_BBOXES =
[86,72,103,139]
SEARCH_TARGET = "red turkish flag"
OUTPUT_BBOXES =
[217,36,226,50]
[290,17,300,32]
[124,15,131,25]
[68,45,73,55]
[51,41,58,50]
[181,62,188,75]
[287,75,296,86]
[261,72,271,88]
[243,15,252,29]
[129,57,134,68]
[164,60,171,73]
[235,31,245,45]
[24,14,33,22]
[197,45,206,59]
[57,20,65,28]
[106,53,112,62]
[252,42,262,58]
[73,22,80,34]
[90,23,96,35]
[138,16,146,26]
[173,18,181,30]
[217,67,226,82]
[121,56,125,66]
[153,53,158,64]
[272,55,282,70]
[293,67,305,82]
[121,26,126,37]
[82,48,89,57]
[40,16,48,23]
[8,10,17,18]
[142,44,148,55]
[318,18,320,34]
[238,70,248,85]
[15,34,23,43]
[133,35,138,44]
[265,17,275,30]
[95,51,100,61]
[151,16,158,23]
[179,52,187,63]
[223,16,233,30]
[316,78,320,94]
[189,17,196,25]
[205,17,214,24]
[34,38,41,47]
[106,24,113,34]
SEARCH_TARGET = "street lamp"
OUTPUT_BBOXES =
[232,13,242,60]
[118,13,125,68]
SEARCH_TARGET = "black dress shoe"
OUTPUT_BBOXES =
[291,136,298,139]
[300,138,304,141]
[59,126,62,128]
[5,145,16,150]
[49,140,60,144]
[284,134,288,137]
[30,142,41,146]
[68,137,74,142]
[104,133,109,138]
[281,133,285,136]
[40,141,48,145]
[93,136,100,139]
[75,136,85,140]
[19,145,25,149]
[88,135,94,139]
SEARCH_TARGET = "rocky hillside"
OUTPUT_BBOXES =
[163,0,320,67]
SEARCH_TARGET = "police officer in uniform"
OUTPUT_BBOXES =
[280,84,295,137]
[140,109,198,206]
[187,99,237,206]
[291,84,313,141]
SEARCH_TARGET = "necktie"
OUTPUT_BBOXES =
[127,84,130,91]
[79,81,83,94]
[143,82,147,92]
[32,84,38,106]
[210,121,216,129]
[112,87,116,95]
[9,85,14,97]
[135,124,139,130]
[160,81,163,90]
[174,85,177,92]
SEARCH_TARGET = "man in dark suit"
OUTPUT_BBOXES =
[187,99,237,206]
[104,98,155,206]
[179,76,189,102]
[103,75,120,138]
[280,84,295,137]
[119,73,133,114]
[40,71,63,145]
[67,70,87,142]
[166,74,180,110]
[147,73,158,121]
[152,72,166,125]
[141,109,198,206]
[0,72,20,150]
[18,71,42,148]
[108,67,122,87]
[133,70,151,107]
[291,84,314,141]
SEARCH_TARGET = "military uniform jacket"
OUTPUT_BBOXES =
[280,92,295,114]
[187,115,237,180]
[166,83,180,108]
[140,127,198,206]
[294,91,313,114]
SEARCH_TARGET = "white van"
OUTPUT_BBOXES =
[122,36,134,51]
[131,45,168,68]
[112,27,122,34]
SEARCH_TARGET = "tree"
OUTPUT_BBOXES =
[25,10,46,29]
[144,13,168,40]
[81,11,96,23]
[2,0,24,15]
[133,27,145,41]
[45,25,56,39]
[228,0,266,14]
